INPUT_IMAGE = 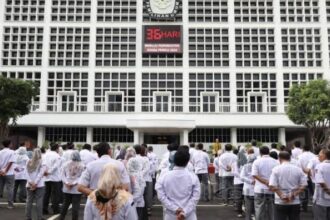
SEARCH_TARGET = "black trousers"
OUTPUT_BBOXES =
[60,193,81,220]
[274,204,300,220]
[234,184,244,214]
[43,181,62,214]
[136,207,144,220]
[13,179,27,202]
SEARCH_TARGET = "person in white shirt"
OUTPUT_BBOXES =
[298,145,316,212]
[213,150,221,194]
[60,151,85,220]
[234,146,247,217]
[26,148,47,220]
[43,142,63,215]
[292,141,303,160]
[114,145,121,160]
[79,143,98,166]
[251,139,260,158]
[61,142,75,163]
[156,149,200,220]
[84,164,138,220]
[269,151,307,220]
[0,139,16,209]
[191,143,210,202]
[240,149,256,220]
[189,143,197,162]
[147,146,158,199]
[252,146,279,220]
[13,146,29,203]
[313,148,330,220]
[270,143,280,155]
[218,144,237,205]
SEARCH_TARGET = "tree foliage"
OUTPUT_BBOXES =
[287,79,330,147]
[0,76,39,140]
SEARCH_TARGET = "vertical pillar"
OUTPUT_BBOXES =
[180,129,189,145]
[86,127,93,144]
[37,127,45,147]
[278,128,286,145]
[139,132,144,144]
[231,128,237,147]
[134,129,139,145]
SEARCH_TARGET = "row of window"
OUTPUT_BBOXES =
[45,127,279,143]
[3,0,330,23]
[1,27,327,67]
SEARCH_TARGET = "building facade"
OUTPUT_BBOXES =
[0,0,326,155]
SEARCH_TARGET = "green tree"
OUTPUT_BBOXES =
[287,79,330,147]
[0,76,39,141]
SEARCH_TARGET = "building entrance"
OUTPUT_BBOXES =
[144,133,180,145]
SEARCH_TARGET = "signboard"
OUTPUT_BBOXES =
[145,0,180,20]
[143,25,183,54]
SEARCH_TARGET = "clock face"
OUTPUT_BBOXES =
[149,0,176,14]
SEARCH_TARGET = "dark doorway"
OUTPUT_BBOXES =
[144,134,180,145]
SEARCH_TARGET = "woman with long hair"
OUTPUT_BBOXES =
[60,151,85,220]
[84,164,138,220]
[26,148,46,220]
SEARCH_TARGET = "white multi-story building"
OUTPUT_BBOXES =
[0,0,327,155]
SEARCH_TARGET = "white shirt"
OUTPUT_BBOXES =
[26,163,47,188]
[298,151,316,177]
[252,155,279,194]
[14,155,29,180]
[61,161,85,194]
[156,167,200,219]
[159,151,170,172]
[147,152,159,178]
[79,155,130,190]
[269,162,307,205]
[191,150,210,174]
[314,160,330,207]
[0,148,16,176]
[292,148,303,160]
[213,157,219,174]
[80,149,98,166]
[252,146,260,158]
[43,151,62,182]
[189,148,198,161]
[233,163,243,185]
[240,163,255,196]
[62,149,75,163]
[307,157,320,183]
[218,151,237,177]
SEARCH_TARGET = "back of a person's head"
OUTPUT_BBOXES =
[71,151,81,162]
[174,150,190,167]
[260,146,269,155]
[303,145,311,152]
[167,144,173,151]
[251,139,257,147]
[134,144,142,155]
[247,148,254,155]
[284,147,292,156]
[40,146,46,154]
[67,142,74,150]
[141,146,147,156]
[50,142,59,151]
[178,145,189,152]
[97,142,110,157]
[147,146,153,152]
[197,143,203,150]
[280,145,286,151]
[271,143,277,149]
[98,164,121,197]
[20,142,25,147]
[125,147,136,160]
[189,143,195,148]
[93,144,99,152]
[61,144,67,151]
[172,143,179,151]
[82,144,91,151]
[2,139,11,148]
[225,144,232,151]
[294,141,301,148]
[279,151,291,161]
[269,151,278,160]
[233,149,239,155]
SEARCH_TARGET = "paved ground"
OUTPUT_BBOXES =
[0,200,314,220]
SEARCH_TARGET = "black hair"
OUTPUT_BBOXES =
[93,144,99,152]
[280,145,286,151]
[294,141,301,148]
[260,146,270,155]
[197,143,203,150]
[141,145,147,156]
[134,144,142,155]
[233,149,239,155]
[271,143,277,149]
[2,139,11,148]
[324,149,330,160]
[172,143,179,151]
[251,139,257,147]
[167,143,179,152]
[167,144,173,151]
[96,142,110,157]
[147,146,153,152]
[61,144,67,151]
[269,151,278,160]
[50,142,59,151]
[174,150,190,167]
[83,144,92,151]
[284,147,292,156]
[20,142,25,147]
[178,145,189,152]
[225,144,232,151]
[279,151,291,161]
[189,143,195,148]
[303,145,311,152]
[67,142,74,150]
[40,146,46,154]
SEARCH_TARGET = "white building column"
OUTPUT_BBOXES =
[278,128,286,145]
[139,132,144,144]
[37,127,45,147]
[134,129,139,145]
[86,127,93,144]
[231,128,237,147]
[180,129,189,145]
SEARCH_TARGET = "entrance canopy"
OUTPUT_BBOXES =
[126,119,195,133]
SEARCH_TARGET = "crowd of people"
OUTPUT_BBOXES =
[0,138,329,220]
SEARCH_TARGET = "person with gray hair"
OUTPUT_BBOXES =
[26,148,47,220]
[60,151,85,220]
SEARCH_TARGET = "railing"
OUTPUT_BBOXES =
[237,102,278,113]
[188,103,231,113]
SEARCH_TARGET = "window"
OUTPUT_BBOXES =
[282,28,321,67]
[188,0,228,22]
[153,92,171,113]
[189,128,231,143]
[106,92,124,112]
[93,128,134,143]
[235,28,275,67]
[45,127,87,142]
[201,92,218,113]
[57,91,76,112]
[5,0,45,21]
[280,0,319,22]
[97,0,136,22]
[51,0,91,22]
[234,0,273,22]
[2,27,43,66]
[49,27,90,67]
[248,92,267,113]
[189,28,229,67]
[237,128,278,143]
